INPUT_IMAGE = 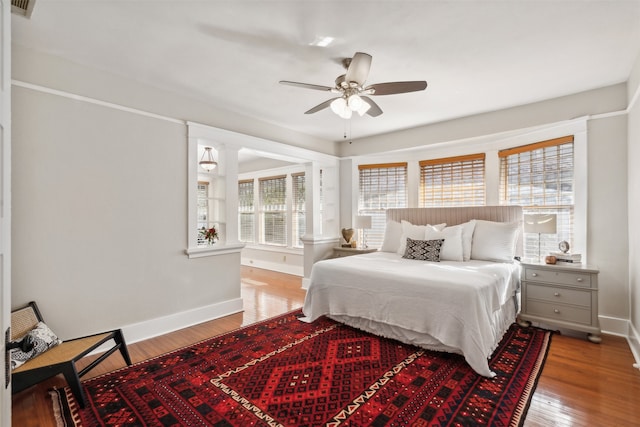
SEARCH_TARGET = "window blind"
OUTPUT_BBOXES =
[358,163,408,248]
[419,153,486,207]
[292,173,305,248]
[238,179,255,243]
[259,175,287,246]
[499,135,574,259]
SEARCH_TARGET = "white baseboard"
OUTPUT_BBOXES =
[628,322,640,370]
[241,259,303,277]
[90,298,244,355]
[599,315,630,337]
[599,316,640,371]
[124,298,244,344]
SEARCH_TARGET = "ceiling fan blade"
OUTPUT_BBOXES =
[361,96,383,117]
[279,80,334,92]
[304,98,339,114]
[366,81,428,95]
[345,52,372,86]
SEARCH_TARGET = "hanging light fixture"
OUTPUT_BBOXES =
[330,94,371,119]
[199,147,217,171]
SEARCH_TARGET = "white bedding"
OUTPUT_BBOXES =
[301,251,521,377]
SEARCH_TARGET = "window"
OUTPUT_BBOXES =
[419,154,485,207]
[292,173,305,248]
[499,135,574,259]
[238,179,255,243]
[259,175,287,246]
[358,163,408,248]
[196,181,210,246]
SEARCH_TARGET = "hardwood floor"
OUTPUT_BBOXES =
[11,266,640,426]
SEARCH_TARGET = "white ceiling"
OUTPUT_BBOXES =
[11,1,640,143]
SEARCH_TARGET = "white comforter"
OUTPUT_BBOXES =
[301,251,521,377]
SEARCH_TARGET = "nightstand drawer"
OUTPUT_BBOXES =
[526,283,591,307]
[526,300,592,325]
[525,268,592,288]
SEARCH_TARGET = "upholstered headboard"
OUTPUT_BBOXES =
[386,206,524,257]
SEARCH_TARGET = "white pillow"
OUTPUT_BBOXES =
[425,224,464,261]
[380,220,403,253]
[470,220,521,262]
[461,220,476,261]
[397,221,446,256]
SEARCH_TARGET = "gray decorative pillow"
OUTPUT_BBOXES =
[402,238,445,262]
[10,321,62,370]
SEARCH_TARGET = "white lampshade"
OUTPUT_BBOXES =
[356,100,371,116]
[330,97,347,115]
[354,215,372,229]
[524,214,557,234]
[347,94,364,110]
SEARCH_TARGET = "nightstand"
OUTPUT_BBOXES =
[518,261,601,343]
[332,247,378,258]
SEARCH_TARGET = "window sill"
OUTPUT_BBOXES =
[185,243,245,259]
[242,244,303,254]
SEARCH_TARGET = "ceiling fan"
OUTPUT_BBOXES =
[279,52,427,119]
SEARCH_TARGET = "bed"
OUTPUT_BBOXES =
[301,206,523,377]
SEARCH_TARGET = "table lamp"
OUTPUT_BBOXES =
[354,215,372,248]
[524,214,557,262]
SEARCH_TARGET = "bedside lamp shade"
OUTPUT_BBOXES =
[524,214,557,261]
[354,215,372,230]
[524,214,557,234]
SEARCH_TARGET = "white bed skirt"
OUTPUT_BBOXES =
[325,295,517,367]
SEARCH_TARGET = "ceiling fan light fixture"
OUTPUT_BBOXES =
[347,94,364,111]
[356,100,371,116]
[330,97,347,115]
[199,147,217,171]
[280,52,427,120]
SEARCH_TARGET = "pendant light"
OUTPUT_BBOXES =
[199,147,217,171]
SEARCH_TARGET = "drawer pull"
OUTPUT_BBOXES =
[532,273,538,277]
[576,278,583,282]
[554,309,560,314]
[554,292,560,297]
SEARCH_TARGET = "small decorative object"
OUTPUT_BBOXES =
[341,228,355,248]
[558,240,570,253]
[199,226,219,244]
[545,255,557,265]
[351,240,357,248]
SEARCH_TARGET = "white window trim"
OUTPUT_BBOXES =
[186,121,338,258]
[239,164,308,252]
[186,124,244,259]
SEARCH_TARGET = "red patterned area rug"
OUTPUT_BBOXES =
[50,310,551,427]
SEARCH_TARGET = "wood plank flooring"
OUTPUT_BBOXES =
[11,266,640,426]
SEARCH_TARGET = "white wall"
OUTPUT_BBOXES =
[340,84,631,333]
[587,116,628,323]
[627,50,640,364]
[11,86,242,340]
